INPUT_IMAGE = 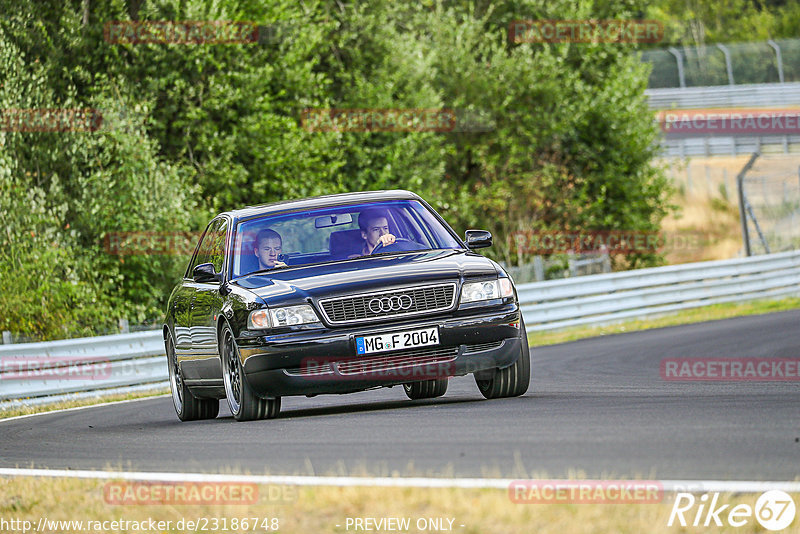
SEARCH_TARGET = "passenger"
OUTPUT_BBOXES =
[354,208,396,257]
[253,228,287,270]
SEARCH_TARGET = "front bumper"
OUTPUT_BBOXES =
[237,306,522,397]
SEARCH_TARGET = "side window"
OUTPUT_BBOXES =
[186,219,226,277]
[208,220,228,273]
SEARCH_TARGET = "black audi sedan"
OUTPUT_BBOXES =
[163,190,530,421]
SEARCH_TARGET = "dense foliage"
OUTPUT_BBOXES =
[0,0,685,339]
[645,0,800,47]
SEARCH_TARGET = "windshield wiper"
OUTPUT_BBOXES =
[244,265,290,276]
[366,247,434,258]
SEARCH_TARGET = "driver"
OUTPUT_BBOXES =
[253,228,287,270]
[355,208,396,256]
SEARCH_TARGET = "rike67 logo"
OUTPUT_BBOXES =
[668,490,796,531]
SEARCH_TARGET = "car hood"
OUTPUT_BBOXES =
[233,249,498,305]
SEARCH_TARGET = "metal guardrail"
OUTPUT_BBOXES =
[0,331,167,401]
[659,135,800,157]
[646,82,800,110]
[1,251,799,404]
[518,250,800,331]
[647,82,800,156]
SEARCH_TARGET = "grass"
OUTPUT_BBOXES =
[0,476,797,533]
[528,297,800,347]
[660,184,743,264]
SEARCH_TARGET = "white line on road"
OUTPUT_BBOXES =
[0,468,798,493]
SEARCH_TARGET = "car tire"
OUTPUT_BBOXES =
[166,332,219,421]
[475,318,531,399]
[220,324,280,422]
[403,378,448,400]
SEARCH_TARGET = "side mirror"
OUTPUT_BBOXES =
[193,263,221,283]
[464,230,492,250]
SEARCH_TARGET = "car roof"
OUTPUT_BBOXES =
[220,189,424,220]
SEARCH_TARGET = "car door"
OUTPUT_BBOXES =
[177,218,220,380]
[186,217,228,382]
[172,224,215,364]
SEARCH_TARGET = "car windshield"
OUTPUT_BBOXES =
[231,199,463,278]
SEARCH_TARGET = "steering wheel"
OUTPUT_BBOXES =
[370,238,425,254]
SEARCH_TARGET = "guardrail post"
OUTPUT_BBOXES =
[737,152,760,256]
[118,319,130,333]
[2,331,11,344]
[533,256,544,282]
[568,253,577,277]
[767,40,785,84]
[667,47,686,88]
[601,252,611,274]
[716,44,735,85]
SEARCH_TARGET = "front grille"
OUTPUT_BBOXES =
[336,346,458,375]
[319,283,456,324]
[464,341,503,353]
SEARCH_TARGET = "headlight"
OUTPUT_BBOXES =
[269,304,320,326]
[460,278,514,303]
[248,305,321,329]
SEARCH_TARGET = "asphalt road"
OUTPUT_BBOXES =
[2,310,799,480]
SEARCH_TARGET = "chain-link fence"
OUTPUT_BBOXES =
[740,155,800,255]
[642,38,800,88]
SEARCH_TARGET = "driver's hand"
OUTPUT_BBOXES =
[378,234,396,246]
[275,260,287,268]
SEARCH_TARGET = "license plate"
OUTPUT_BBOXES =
[355,326,439,355]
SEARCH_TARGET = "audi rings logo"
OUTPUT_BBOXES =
[368,295,414,314]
